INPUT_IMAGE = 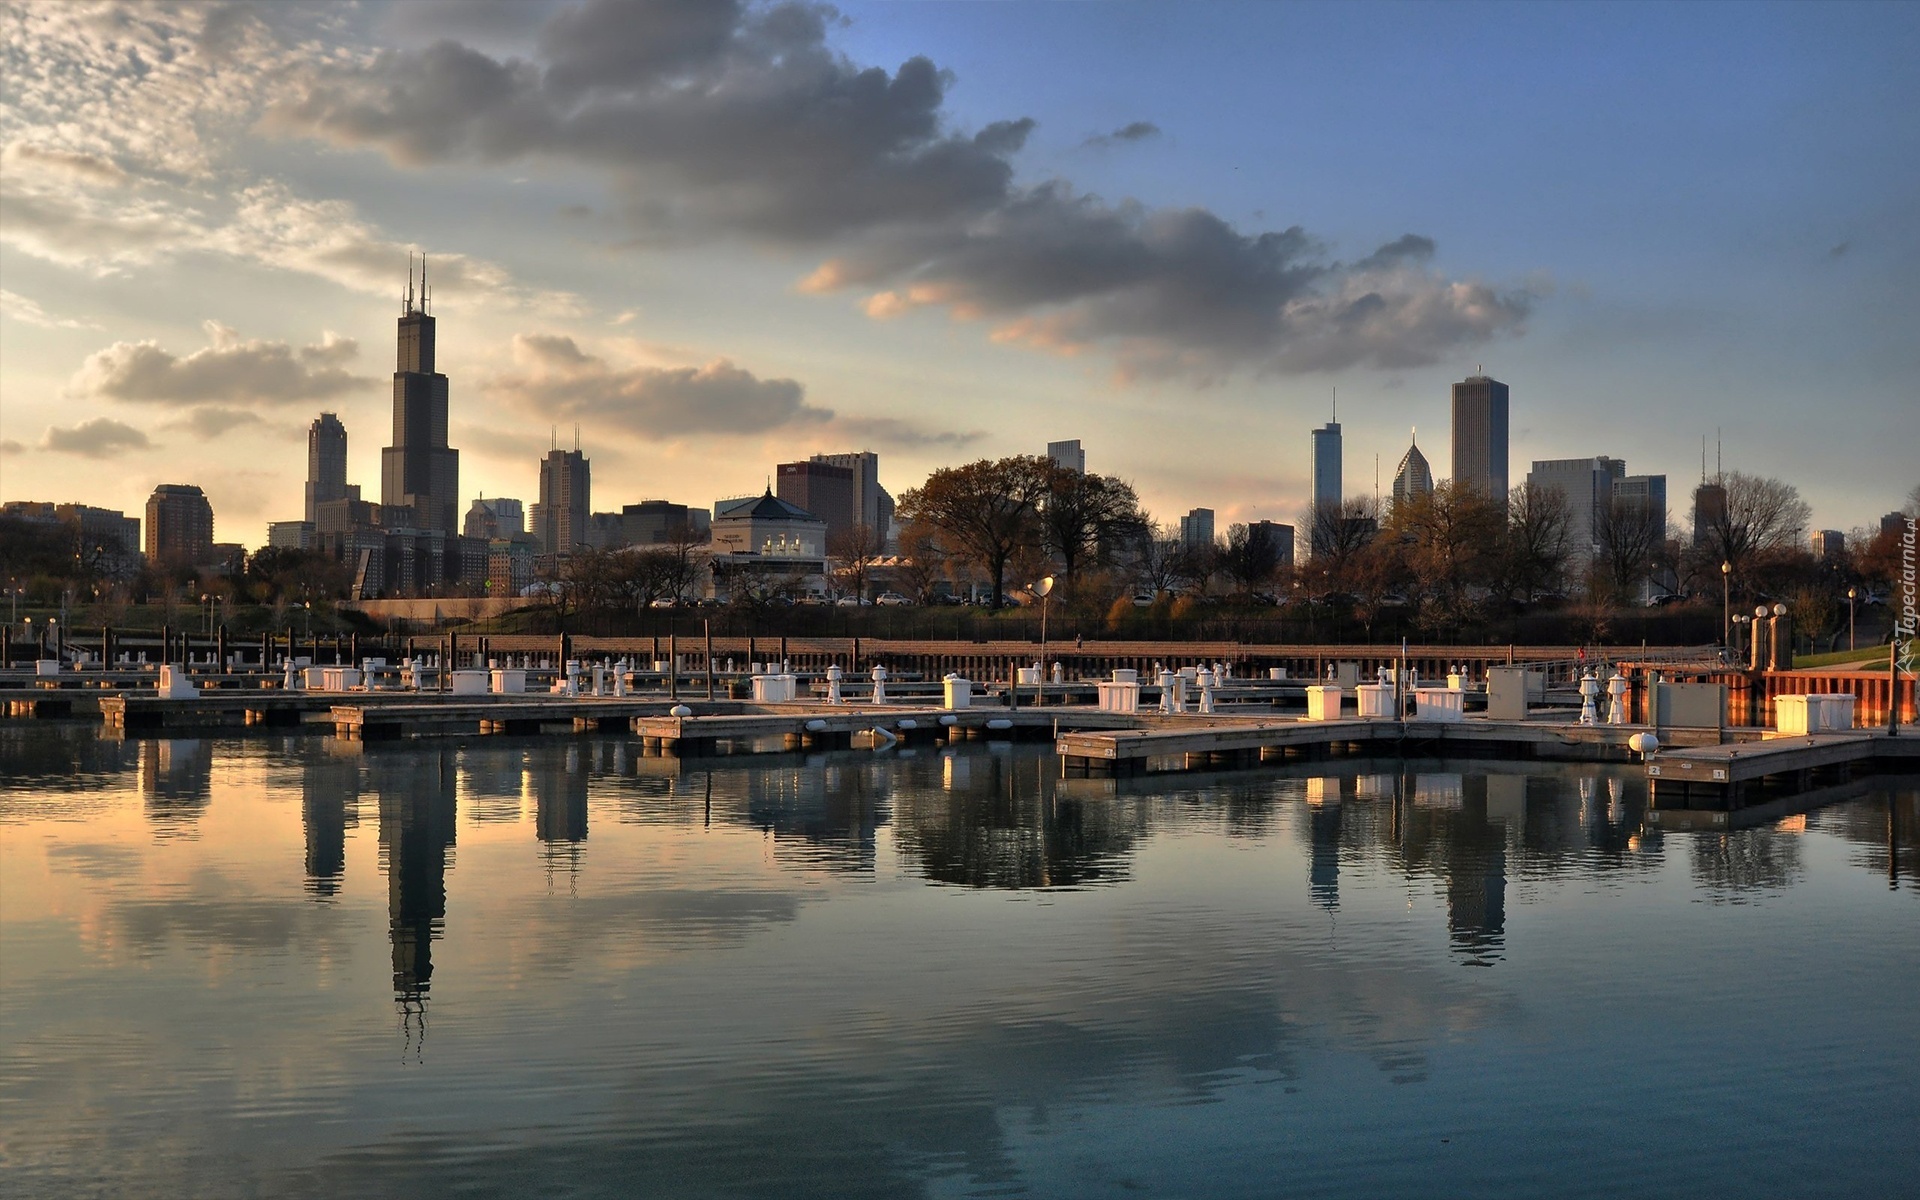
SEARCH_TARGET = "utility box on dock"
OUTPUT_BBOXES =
[1305,685,1344,721]
[1334,662,1361,688]
[1652,682,1725,732]
[1487,667,1531,721]
[944,676,973,710]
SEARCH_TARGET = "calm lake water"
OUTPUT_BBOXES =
[2,724,1916,1198]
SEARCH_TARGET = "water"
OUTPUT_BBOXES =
[2,725,1916,1198]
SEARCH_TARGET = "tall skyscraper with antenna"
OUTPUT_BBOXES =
[380,256,460,534]
[1451,370,1509,498]
[1309,388,1343,556]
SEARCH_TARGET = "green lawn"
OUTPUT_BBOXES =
[1794,645,1894,669]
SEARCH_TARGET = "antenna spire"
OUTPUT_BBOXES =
[1331,385,1337,423]
[573,423,580,453]
[421,254,428,315]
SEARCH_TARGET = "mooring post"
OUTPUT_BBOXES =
[668,629,678,701]
[1891,637,1901,736]
[705,619,716,701]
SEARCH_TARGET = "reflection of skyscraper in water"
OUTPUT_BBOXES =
[1308,793,1343,912]
[1446,777,1508,964]
[302,748,362,899]
[374,748,457,1009]
[534,745,589,882]
[138,739,214,837]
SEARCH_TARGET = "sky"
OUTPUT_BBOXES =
[2,0,1916,549]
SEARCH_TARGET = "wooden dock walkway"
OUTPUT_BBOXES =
[1644,730,1920,807]
[1054,716,1728,776]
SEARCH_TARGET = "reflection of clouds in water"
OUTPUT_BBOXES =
[511,886,806,977]
[110,893,347,954]
[45,841,143,879]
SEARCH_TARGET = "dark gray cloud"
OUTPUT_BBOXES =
[40,417,153,458]
[486,333,831,437]
[1081,120,1161,149]
[69,323,376,406]
[270,0,1534,378]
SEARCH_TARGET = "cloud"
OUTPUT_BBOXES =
[1,140,128,186]
[166,406,265,439]
[268,0,1027,242]
[1081,120,1161,149]
[40,418,152,459]
[0,289,98,330]
[825,415,985,450]
[69,322,377,407]
[0,440,25,456]
[265,0,1535,380]
[485,333,831,438]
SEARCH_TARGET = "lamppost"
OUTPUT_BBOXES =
[1848,586,1857,652]
[201,593,212,638]
[1721,561,1732,653]
[1031,575,1055,705]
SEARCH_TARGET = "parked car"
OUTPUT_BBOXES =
[875,592,912,606]
[1132,593,1156,607]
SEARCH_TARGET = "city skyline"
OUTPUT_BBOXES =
[3,2,1916,547]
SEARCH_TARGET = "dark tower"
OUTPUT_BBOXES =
[305,412,348,525]
[381,256,460,535]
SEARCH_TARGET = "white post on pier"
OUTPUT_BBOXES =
[826,664,844,704]
[1578,671,1601,726]
[870,663,888,705]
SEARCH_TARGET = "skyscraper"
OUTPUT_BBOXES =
[463,497,524,540]
[1046,439,1085,474]
[144,483,214,564]
[1309,395,1342,555]
[1392,432,1433,511]
[1451,373,1510,498]
[809,451,894,548]
[777,460,856,542]
[535,444,590,555]
[305,413,348,525]
[1526,456,1626,559]
[1180,507,1215,549]
[380,259,459,534]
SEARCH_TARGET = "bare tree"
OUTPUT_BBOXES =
[1592,493,1668,603]
[894,520,949,604]
[1220,522,1283,594]
[1695,471,1813,574]
[1497,482,1572,604]
[827,523,877,600]
[1128,522,1194,598]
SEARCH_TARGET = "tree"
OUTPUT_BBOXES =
[1220,522,1284,593]
[1039,468,1146,588]
[1592,493,1668,604]
[897,456,1051,609]
[1128,522,1195,598]
[1388,482,1506,628]
[893,520,949,604]
[244,547,352,605]
[827,523,877,600]
[1301,497,1381,595]
[1498,483,1573,604]
[1693,471,1813,576]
